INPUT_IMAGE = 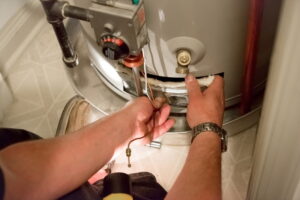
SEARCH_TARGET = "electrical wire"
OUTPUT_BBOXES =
[125,58,158,167]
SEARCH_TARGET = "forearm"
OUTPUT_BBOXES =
[0,110,133,200]
[166,132,221,200]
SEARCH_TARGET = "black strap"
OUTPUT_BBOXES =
[0,128,42,150]
[0,128,42,200]
[0,168,4,200]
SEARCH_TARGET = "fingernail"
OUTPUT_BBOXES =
[170,117,176,122]
[169,118,176,125]
[185,75,195,83]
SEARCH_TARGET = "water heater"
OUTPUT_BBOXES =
[41,0,282,135]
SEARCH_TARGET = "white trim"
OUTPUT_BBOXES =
[0,0,46,76]
[248,0,300,199]
[0,73,13,122]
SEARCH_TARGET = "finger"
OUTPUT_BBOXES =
[152,118,175,138]
[152,96,167,109]
[148,104,170,133]
[147,118,154,132]
[204,76,224,97]
[185,74,203,102]
[154,110,160,126]
[156,104,172,126]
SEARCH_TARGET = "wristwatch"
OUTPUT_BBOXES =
[192,122,228,152]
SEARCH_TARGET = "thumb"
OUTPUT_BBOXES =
[185,75,203,102]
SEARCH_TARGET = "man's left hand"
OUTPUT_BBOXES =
[122,96,175,145]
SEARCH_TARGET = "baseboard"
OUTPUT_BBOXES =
[0,73,13,122]
[0,0,46,77]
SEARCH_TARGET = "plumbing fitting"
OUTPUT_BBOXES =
[176,50,191,74]
[40,0,92,68]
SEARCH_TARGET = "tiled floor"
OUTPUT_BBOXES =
[0,24,75,138]
[0,23,257,200]
[112,125,256,200]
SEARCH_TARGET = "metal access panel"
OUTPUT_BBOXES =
[89,1,148,54]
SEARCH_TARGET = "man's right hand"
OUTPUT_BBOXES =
[166,75,224,200]
[185,75,225,128]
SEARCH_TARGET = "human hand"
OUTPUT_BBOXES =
[122,96,175,145]
[185,75,225,128]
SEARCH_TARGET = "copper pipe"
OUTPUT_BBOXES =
[240,0,264,114]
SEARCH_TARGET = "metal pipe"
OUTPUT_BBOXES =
[63,5,92,22]
[51,21,76,59]
[146,141,162,149]
[176,50,191,74]
[132,67,143,96]
[40,0,63,25]
[40,0,78,68]
[240,0,264,114]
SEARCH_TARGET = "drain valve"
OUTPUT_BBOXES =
[176,50,191,74]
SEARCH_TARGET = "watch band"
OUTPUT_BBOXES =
[192,122,228,152]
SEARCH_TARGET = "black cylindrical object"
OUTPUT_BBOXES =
[64,5,91,22]
[40,0,62,22]
[103,173,133,199]
[51,21,76,59]
[40,0,78,67]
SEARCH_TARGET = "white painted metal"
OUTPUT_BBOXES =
[69,0,282,134]
[75,0,282,103]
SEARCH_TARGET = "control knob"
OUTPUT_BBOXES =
[100,36,129,60]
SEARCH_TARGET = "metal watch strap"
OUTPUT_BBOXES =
[192,122,228,152]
